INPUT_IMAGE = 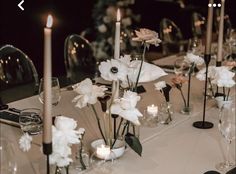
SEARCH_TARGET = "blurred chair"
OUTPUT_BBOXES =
[191,12,206,39]
[159,18,188,56]
[64,34,96,84]
[0,45,39,103]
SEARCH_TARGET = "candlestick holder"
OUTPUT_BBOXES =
[43,143,52,174]
[193,54,214,129]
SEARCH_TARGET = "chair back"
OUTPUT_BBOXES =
[64,34,96,83]
[191,12,206,38]
[160,18,183,43]
[0,45,39,103]
[159,18,185,55]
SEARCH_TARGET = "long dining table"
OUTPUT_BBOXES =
[1,66,235,174]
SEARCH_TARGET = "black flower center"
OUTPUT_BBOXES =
[110,66,118,74]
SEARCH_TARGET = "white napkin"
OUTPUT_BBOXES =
[130,60,168,83]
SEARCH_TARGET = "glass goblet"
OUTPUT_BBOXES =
[38,77,61,107]
[216,104,236,172]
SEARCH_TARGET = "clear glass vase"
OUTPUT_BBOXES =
[54,166,69,174]
[180,105,192,115]
[159,102,173,124]
[73,144,90,172]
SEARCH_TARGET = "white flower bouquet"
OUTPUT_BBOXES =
[19,116,84,168]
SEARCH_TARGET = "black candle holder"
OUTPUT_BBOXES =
[193,54,214,129]
[43,142,52,174]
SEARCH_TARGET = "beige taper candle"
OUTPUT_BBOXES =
[217,0,225,62]
[205,0,214,55]
[43,15,53,145]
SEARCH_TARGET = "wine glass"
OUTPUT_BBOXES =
[38,77,61,107]
[216,104,236,172]
[0,138,18,174]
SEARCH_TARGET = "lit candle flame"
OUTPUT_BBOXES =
[46,14,53,28]
[117,9,121,22]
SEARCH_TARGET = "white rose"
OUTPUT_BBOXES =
[184,53,204,66]
[55,116,77,131]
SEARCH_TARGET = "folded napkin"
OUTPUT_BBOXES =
[130,60,167,82]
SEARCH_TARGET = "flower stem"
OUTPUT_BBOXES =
[135,43,147,91]
[187,73,191,108]
[90,105,107,144]
[208,78,215,97]
[111,118,124,148]
[79,141,86,170]
[223,87,226,101]
[226,88,230,101]
[179,88,187,107]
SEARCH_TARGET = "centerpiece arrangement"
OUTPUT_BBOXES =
[73,26,166,159]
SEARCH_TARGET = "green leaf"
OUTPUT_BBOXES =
[125,133,142,156]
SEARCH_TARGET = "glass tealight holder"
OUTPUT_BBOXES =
[89,145,116,173]
[140,109,159,127]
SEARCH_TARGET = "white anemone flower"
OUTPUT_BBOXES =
[19,133,32,152]
[154,81,167,90]
[184,52,204,66]
[72,78,107,108]
[99,59,129,81]
[132,28,162,46]
[111,91,143,125]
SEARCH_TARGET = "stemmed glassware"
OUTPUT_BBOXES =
[0,138,18,174]
[38,77,61,112]
[216,104,236,171]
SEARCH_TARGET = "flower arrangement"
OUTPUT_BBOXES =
[154,81,172,124]
[132,28,162,91]
[211,66,235,101]
[19,116,84,169]
[72,77,143,156]
[82,0,141,60]
[171,75,188,108]
[183,52,204,112]
[196,65,236,101]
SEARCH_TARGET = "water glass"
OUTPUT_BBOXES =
[19,108,42,135]
[38,77,61,106]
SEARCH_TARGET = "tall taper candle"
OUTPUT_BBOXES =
[205,0,214,55]
[217,0,225,63]
[114,9,121,59]
[43,14,53,155]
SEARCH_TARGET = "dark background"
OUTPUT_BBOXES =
[0,0,235,79]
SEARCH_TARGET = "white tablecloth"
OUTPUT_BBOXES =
[1,74,235,174]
